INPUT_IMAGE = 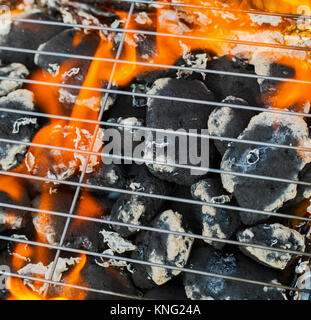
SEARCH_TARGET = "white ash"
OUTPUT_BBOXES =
[0,139,28,171]
[0,63,29,96]
[18,257,81,295]
[0,213,23,229]
[12,117,37,134]
[95,249,128,268]
[135,12,152,25]
[185,283,215,300]
[249,14,282,27]
[118,200,146,233]
[32,214,58,245]
[176,52,209,80]
[0,89,35,110]
[106,168,119,184]
[99,230,137,254]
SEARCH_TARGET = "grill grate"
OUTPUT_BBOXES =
[0,0,310,300]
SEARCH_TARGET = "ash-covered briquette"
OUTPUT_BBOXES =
[237,223,305,270]
[131,209,194,289]
[254,60,295,99]
[208,96,257,155]
[85,163,127,191]
[0,63,29,97]
[46,255,141,300]
[183,247,286,300]
[221,112,311,225]
[0,89,39,171]
[0,11,68,70]
[144,78,215,186]
[190,178,241,250]
[204,55,260,106]
[109,167,172,237]
[35,28,100,71]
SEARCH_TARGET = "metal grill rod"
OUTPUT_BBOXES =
[1,75,310,119]
[10,17,311,53]
[1,75,311,120]
[1,169,310,223]
[0,136,310,188]
[1,235,310,294]
[1,201,310,258]
[44,2,136,292]
[109,0,311,19]
[2,45,310,84]
[2,113,311,155]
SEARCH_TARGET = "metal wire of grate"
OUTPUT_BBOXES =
[0,0,310,300]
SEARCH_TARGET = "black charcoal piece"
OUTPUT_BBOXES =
[183,247,286,300]
[131,209,194,289]
[110,167,172,237]
[0,89,39,171]
[0,11,68,69]
[0,63,29,97]
[237,223,305,270]
[49,256,140,300]
[204,55,260,105]
[208,96,256,155]
[34,28,100,71]
[145,78,215,186]
[85,163,127,190]
[191,178,240,250]
[221,113,311,225]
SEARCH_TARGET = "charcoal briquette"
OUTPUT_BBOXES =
[208,96,257,155]
[131,209,194,289]
[145,78,215,185]
[110,166,172,237]
[0,89,39,171]
[34,28,100,71]
[183,247,286,300]
[191,177,241,250]
[221,112,311,225]
[0,11,68,70]
[0,63,29,97]
[204,55,260,105]
[237,223,305,270]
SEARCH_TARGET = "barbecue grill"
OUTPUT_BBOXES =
[0,0,310,300]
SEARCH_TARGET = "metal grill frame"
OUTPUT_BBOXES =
[0,0,310,300]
